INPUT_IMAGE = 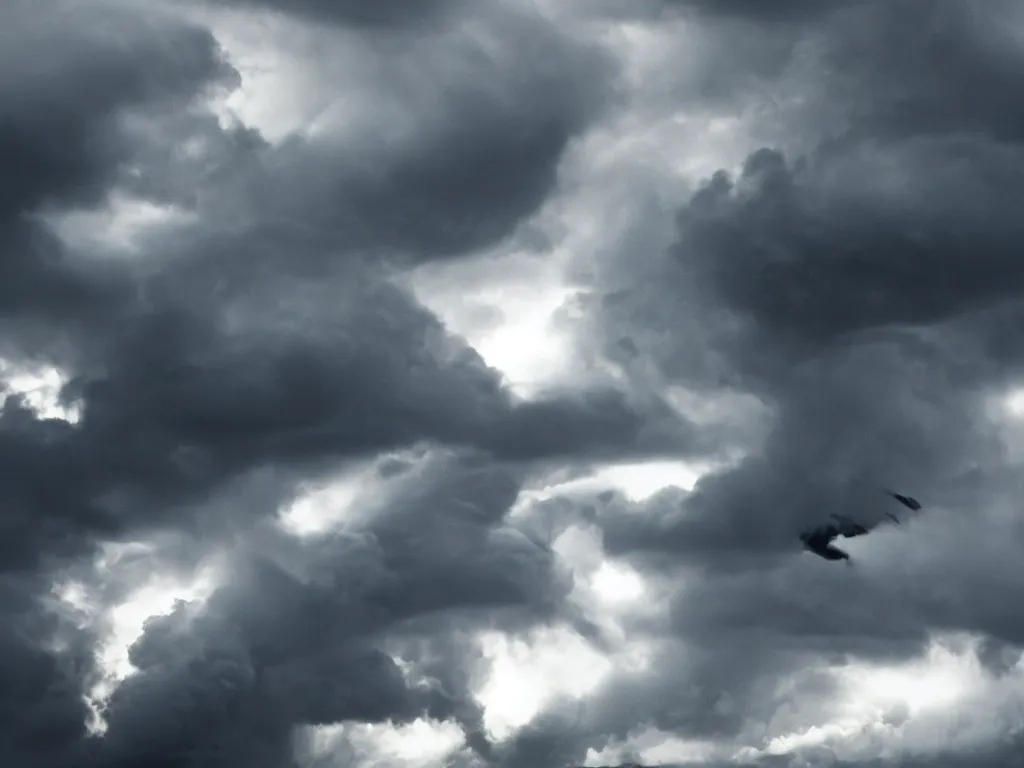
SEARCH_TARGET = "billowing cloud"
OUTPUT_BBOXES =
[87,448,571,766]
[6,0,1024,767]
[567,0,1024,764]
[192,0,616,262]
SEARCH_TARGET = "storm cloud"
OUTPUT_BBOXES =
[5,0,1024,767]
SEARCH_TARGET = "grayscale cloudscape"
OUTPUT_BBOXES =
[4,0,1024,766]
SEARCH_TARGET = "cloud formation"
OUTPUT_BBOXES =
[6,0,1024,767]
[182,0,460,28]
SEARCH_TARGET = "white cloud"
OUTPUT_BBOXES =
[838,639,980,718]
[179,4,348,142]
[742,635,1024,764]
[1,361,80,422]
[54,542,223,731]
[591,560,645,605]
[278,461,380,537]
[594,460,706,501]
[408,252,581,399]
[475,624,613,741]
[585,728,728,767]
[300,718,466,768]
[40,192,196,257]
[511,459,710,525]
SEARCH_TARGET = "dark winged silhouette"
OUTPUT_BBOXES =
[799,490,922,563]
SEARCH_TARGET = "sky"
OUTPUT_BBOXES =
[6,0,1024,766]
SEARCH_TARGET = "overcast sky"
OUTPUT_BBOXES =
[5,0,1024,766]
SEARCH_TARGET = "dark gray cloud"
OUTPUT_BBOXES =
[0,0,659,572]
[587,0,1024,564]
[182,0,460,28]
[0,0,234,334]
[665,0,861,22]
[7,0,1024,765]
[818,0,1024,142]
[0,573,96,768]
[0,1,242,571]
[208,2,616,262]
[575,0,856,24]
[0,1,234,217]
[564,0,1024,764]
[92,450,563,767]
[2,0,640,556]
[0,0,678,766]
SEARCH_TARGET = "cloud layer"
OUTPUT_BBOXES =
[5,0,1024,767]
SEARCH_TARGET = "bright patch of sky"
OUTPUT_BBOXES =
[300,718,467,768]
[40,192,196,257]
[0,360,80,422]
[53,543,223,732]
[474,624,614,741]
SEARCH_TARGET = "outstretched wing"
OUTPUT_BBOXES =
[885,490,922,511]
[800,489,922,557]
[881,489,923,525]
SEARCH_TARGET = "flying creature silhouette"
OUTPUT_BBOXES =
[799,490,922,564]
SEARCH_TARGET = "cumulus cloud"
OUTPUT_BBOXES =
[567,0,1024,764]
[6,0,1024,767]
